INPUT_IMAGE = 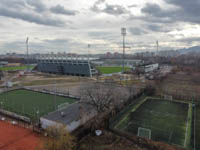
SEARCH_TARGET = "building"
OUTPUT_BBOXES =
[0,61,8,67]
[100,59,142,67]
[40,102,97,132]
[37,56,98,77]
[135,63,159,73]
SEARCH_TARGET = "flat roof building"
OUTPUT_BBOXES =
[40,102,97,132]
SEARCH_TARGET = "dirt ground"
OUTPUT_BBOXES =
[79,131,147,150]
[0,121,40,150]
[157,71,200,100]
[1,72,144,97]
[78,130,184,150]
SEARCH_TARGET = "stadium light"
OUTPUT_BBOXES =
[156,40,159,56]
[121,27,126,73]
[26,37,29,71]
[88,44,91,62]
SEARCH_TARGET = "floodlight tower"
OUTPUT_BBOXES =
[26,37,29,71]
[156,40,159,63]
[88,44,91,62]
[121,27,126,73]
[156,40,159,56]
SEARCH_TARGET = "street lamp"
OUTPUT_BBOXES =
[121,28,126,73]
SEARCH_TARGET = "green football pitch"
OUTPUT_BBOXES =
[195,105,200,150]
[0,89,75,121]
[96,66,131,74]
[113,98,189,147]
[0,65,34,71]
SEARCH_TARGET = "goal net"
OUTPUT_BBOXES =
[57,102,69,110]
[137,127,151,139]
[164,95,173,101]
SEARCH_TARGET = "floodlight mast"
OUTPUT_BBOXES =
[121,28,126,73]
[88,44,90,62]
[156,40,159,63]
[156,40,159,56]
[26,37,29,71]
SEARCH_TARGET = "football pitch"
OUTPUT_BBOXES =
[112,98,189,147]
[195,105,200,150]
[0,89,75,121]
[0,65,34,71]
[97,66,131,74]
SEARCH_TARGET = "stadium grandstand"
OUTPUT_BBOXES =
[36,55,98,77]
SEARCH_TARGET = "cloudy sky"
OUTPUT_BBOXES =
[0,0,200,54]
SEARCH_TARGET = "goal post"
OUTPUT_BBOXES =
[57,102,69,110]
[164,95,173,101]
[137,127,151,139]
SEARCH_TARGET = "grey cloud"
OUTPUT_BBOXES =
[146,24,171,32]
[0,7,65,27]
[26,0,47,12]
[88,31,118,41]
[91,0,129,16]
[43,39,70,44]
[95,0,105,5]
[103,4,129,16]
[176,37,200,44]
[0,0,66,27]
[128,4,138,8]
[88,31,110,37]
[129,27,148,35]
[141,3,168,18]
[50,5,77,16]
[140,1,200,25]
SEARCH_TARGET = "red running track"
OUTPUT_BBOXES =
[0,121,40,150]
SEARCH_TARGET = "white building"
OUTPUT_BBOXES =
[135,63,159,73]
[40,102,97,132]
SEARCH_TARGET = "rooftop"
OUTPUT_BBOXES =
[42,102,96,125]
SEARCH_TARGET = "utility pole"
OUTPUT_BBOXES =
[26,37,29,71]
[121,28,126,73]
[88,44,90,62]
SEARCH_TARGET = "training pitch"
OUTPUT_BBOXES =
[195,105,200,150]
[112,98,189,147]
[0,65,35,71]
[0,89,75,121]
[97,66,131,74]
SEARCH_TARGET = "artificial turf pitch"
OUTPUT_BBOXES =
[0,65,34,71]
[195,105,200,150]
[113,98,189,147]
[0,89,75,121]
[96,66,131,74]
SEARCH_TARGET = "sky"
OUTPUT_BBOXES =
[0,0,200,54]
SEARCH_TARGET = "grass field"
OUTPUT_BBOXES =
[195,105,200,150]
[0,65,34,71]
[97,66,131,74]
[113,98,189,147]
[0,89,75,121]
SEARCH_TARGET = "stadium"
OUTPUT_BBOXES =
[36,56,98,77]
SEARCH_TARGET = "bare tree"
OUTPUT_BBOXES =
[80,81,130,112]
[36,125,76,150]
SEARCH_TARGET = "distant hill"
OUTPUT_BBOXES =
[177,46,200,55]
